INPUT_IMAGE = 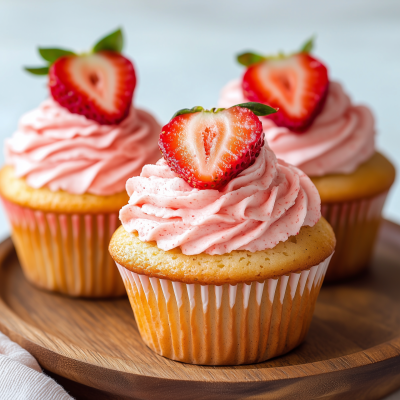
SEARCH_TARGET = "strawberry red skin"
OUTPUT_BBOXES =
[159,107,264,190]
[242,53,329,132]
[49,51,136,125]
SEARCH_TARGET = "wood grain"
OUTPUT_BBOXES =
[0,220,400,399]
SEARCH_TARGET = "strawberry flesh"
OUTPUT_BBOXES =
[242,53,329,132]
[49,51,136,125]
[159,107,264,190]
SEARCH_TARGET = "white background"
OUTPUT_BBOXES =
[0,0,399,398]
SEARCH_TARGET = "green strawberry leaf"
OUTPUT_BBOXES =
[299,36,315,53]
[237,36,316,68]
[237,52,266,67]
[24,66,49,75]
[93,28,124,53]
[38,48,76,64]
[171,106,204,120]
[234,102,277,116]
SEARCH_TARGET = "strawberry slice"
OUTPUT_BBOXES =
[49,51,136,125]
[159,103,276,190]
[240,45,329,132]
[24,28,136,125]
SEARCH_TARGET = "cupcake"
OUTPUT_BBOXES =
[0,29,161,297]
[109,103,335,365]
[218,38,395,282]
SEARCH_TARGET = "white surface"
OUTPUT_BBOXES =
[0,1,399,397]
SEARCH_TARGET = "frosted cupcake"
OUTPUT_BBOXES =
[218,39,395,282]
[109,103,335,365]
[0,29,161,297]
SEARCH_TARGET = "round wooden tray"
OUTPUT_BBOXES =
[1,220,400,400]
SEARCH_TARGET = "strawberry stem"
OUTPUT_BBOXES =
[237,52,266,67]
[170,103,277,121]
[24,28,124,76]
[171,106,204,120]
[237,36,316,67]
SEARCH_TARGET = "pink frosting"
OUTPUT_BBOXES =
[5,99,161,195]
[218,80,375,177]
[120,144,321,255]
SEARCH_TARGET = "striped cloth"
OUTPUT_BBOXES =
[0,332,73,399]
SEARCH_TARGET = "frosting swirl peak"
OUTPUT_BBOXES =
[5,99,161,195]
[120,144,321,255]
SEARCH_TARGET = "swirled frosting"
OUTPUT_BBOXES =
[120,144,321,255]
[218,80,375,177]
[5,99,161,195]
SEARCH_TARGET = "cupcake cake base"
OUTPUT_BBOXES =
[321,191,387,282]
[110,218,335,365]
[312,152,395,282]
[2,198,125,297]
[117,256,331,365]
[0,166,127,297]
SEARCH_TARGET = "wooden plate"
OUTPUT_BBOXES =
[1,220,400,400]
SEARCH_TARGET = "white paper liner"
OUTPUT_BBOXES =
[1,197,125,297]
[116,254,332,365]
[321,191,387,282]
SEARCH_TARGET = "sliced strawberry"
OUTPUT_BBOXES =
[242,53,329,132]
[24,29,136,125]
[159,105,267,190]
[49,51,136,125]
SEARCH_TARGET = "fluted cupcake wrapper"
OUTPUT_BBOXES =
[1,197,125,297]
[116,254,332,365]
[321,191,387,282]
